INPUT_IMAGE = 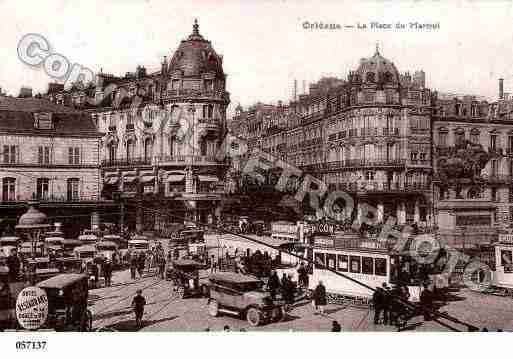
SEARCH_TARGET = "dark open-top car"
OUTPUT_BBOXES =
[37,273,92,331]
[166,259,208,298]
[207,272,285,326]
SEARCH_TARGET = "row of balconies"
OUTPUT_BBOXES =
[101,155,223,168]
[0,193,101,205]
[107,118,221,133]
[327,181,430,193]
[436,145,513,157]
[297,159,408,173]
[164,88,229,100]
[327,128,401,141]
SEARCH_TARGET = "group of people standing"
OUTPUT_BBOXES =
[372,282,434,328]
[267,270,297,309]
[129,252,147,280]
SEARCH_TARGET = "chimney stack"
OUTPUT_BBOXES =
[499,78,504,100]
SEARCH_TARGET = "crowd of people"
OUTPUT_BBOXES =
[372,282,435,329]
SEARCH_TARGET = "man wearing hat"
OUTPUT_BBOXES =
[381,283,391,325]
[372,282,389,325]
[132,289,146,329]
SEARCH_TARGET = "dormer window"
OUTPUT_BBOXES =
[34,113,53,129]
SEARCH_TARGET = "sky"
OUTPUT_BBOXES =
[1,0,513,115]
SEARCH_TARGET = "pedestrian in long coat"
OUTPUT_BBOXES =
[313,280,327,314]
[267,270,280,300]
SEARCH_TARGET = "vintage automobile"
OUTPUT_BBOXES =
[77,233,98,245]
[103,234,126,249]
[62,239,82,256]
[36,273,93,331]
[44,236,64,255]
[0,236,20,257]
[54,257,83,273]
[73,245,97,263]
[166,259,208,298]
[128,239,149,254]
[19,242,45,257]
[207,272,285,326]
[95,241,118,263]
[25,257,60,284]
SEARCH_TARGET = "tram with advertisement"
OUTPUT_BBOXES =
[308,233,451,305]
[489,231,513,295]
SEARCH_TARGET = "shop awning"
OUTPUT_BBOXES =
[140,175,155,183]
[166,174,185,182]
[104,176,118,185]
[198,175,218,182]
[123,176,137,183]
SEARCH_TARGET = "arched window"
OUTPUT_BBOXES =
[67,178,79,201]
[169,136,175,157]
[366,72,375,83]
[438,127,448,146]
[2,177,15,201]
[467,187,480,199]
[126,139,135,161]
[200,138,207,156]
[107,142,116,162]
[36,178,49,200]
[144,138,153,162]
[384,71,393,83]
[470,128,480,144]
[454,128,465,146]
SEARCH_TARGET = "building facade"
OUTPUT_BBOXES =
[232,48,433,226]
[46,20,230,232]
[0,96,108,236]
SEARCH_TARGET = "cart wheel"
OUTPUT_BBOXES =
[246,307,263,327]
[208,299,219,317]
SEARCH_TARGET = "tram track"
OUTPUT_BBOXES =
[93,277,179,330]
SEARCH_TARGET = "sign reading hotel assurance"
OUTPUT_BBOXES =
[16,286,48,330]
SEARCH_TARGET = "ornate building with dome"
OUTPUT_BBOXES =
[45,20,230,232]
[232,47,433,226]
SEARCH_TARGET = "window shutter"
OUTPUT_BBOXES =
[75,147,80,164]
[3,145,8,163]
[38,146,43,164]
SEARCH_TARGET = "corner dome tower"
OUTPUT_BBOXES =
[356,44,400,85]
[167,19,224,78]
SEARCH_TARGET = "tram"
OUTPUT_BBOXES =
[309,240,439,304]
[490,233,513,294]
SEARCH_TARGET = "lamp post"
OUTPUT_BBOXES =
[15,202,51,259]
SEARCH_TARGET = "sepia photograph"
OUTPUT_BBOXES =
[1,2,513,353]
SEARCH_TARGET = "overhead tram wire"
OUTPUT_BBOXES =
[137,203,478,332]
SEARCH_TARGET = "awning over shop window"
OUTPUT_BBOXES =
[104,176,119,185]
[166,174,185,182]
[123,176,137,183]
[140,175,155,183]
[198,175,218,182]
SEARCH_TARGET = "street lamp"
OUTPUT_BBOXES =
[15,202,51,258]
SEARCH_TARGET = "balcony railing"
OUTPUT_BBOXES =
[165,89,229,99]
[102,157,152,167]
[481,174,513,184]
[324,159,406,171]
[156,155,221,165]
[409,159,431,166]
[331,182,430,193]
[0,194,100,204]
